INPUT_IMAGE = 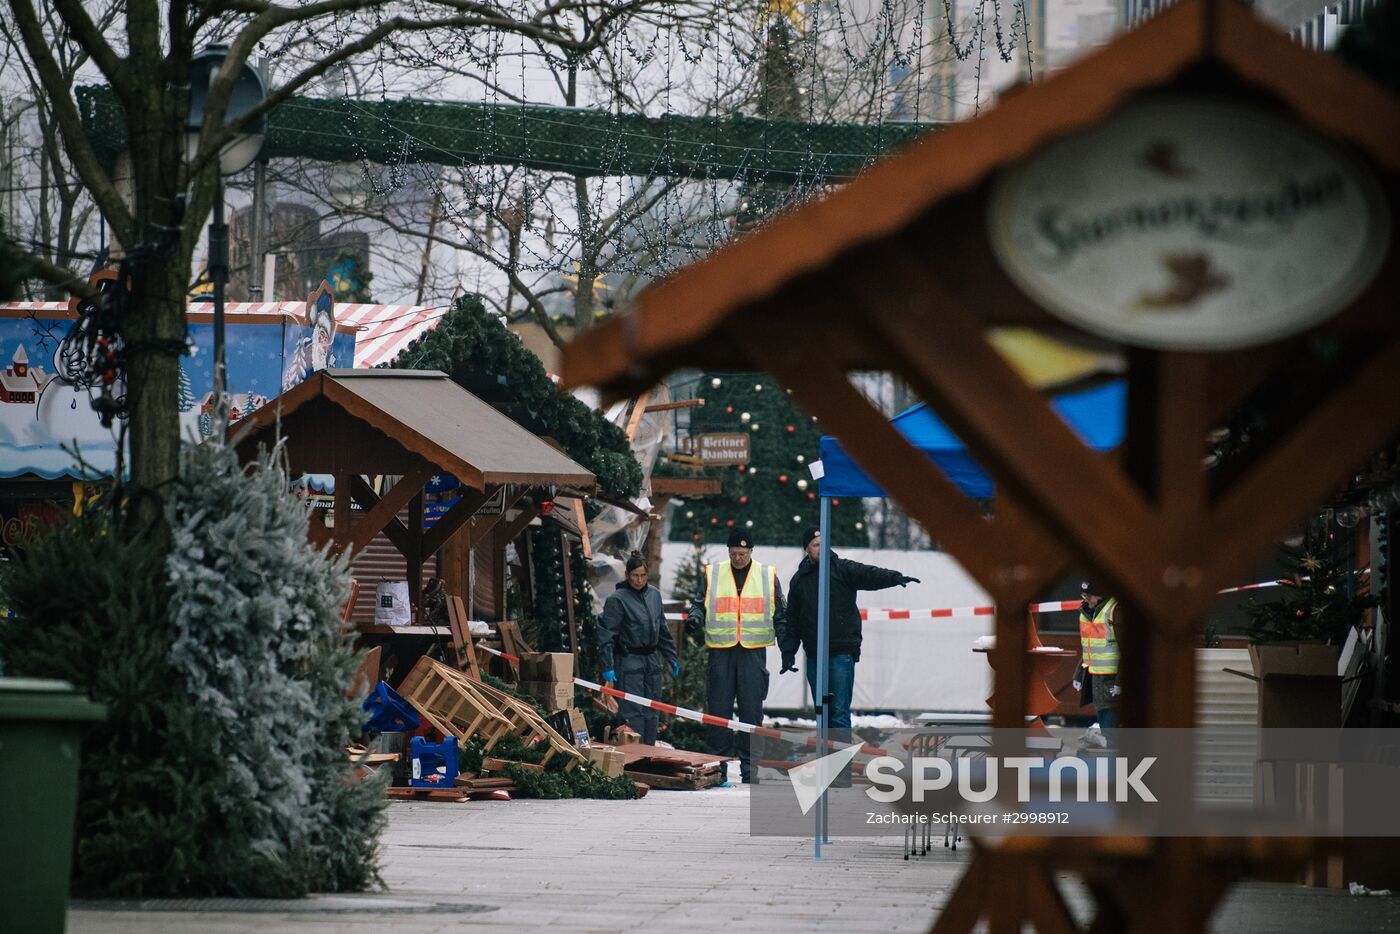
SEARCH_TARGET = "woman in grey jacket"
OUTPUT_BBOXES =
[597,552,680,744]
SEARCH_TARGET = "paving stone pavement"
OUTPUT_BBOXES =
[68,782,1400,933]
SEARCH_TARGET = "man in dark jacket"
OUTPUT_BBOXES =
[598,553,680,744]
[781,528,917,777]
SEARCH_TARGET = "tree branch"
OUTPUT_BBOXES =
[45,0,129,95]
[4,0,134,241]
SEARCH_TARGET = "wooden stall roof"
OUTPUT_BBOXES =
[235,369,596,491]
[562,0,1400,397]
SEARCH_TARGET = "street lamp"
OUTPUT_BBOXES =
[186,45,266,409]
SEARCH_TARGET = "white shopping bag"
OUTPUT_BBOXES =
[374,580,412,627]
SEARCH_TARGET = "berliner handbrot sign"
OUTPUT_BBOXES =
[987,97,1390,351]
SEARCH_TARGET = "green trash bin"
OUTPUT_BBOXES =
[0,678,107,934]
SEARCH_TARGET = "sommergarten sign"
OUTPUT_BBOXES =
[987,96,1391,350]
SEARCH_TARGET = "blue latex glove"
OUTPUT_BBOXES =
[602,669,617,684]
[670,660,680,677]
[900,575,921,587]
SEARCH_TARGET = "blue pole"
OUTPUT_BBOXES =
[815,494,832,856]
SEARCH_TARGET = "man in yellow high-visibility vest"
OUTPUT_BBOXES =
[686,529,787,784]
[1073,580,1120,741]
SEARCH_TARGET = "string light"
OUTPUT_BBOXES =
[316,0,1028,308]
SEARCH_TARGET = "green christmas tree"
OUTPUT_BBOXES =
[1244,532,1376,645]
[666,372,867,547]
[0,440,384,896]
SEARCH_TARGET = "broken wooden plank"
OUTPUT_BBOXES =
[385,787,467,802]
[622,769,721,791]
[445,595,482,679]
[482,757,544,774]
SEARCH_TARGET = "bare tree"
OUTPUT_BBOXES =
[0,0,733,519]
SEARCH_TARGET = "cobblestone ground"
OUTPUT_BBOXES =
[70,781,1400,933]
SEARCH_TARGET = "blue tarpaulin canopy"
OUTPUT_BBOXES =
[804,379,1125,853]
[817,380,1126,499]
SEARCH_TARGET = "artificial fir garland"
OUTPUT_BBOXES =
[391,294,641,499]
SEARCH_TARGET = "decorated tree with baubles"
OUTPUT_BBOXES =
[666,373,867,547]
[1244,519,1377,645]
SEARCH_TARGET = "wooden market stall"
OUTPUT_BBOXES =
[562,0,1399,930]
[231,368,596,625]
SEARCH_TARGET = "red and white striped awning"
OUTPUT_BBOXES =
[0,300,450,368]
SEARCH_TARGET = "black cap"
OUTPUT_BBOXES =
[1081,580,1098,595]
[727,529,754,548]
[802,526,820,549]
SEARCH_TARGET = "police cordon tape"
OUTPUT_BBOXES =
[471,574,1335,752]
[473,641,886,754]
[658,578,1294,624]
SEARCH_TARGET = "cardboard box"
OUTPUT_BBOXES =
[1249,642,1339,678]
[519,680,573,712]
[520,652,574,683]
[1224,642,1343,731]
[587,745,625,778]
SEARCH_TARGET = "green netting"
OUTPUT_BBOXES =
[77,85,937,183]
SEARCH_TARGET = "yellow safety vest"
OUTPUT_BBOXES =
[1079,597,1120,675]
[703,561,777,649]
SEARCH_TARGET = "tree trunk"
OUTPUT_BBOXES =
[121,81,194,525]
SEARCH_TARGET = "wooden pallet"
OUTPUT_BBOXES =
[471,679,586,771]
[398,656,516,751]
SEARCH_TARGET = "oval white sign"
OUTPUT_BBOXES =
[987,97,1390,351]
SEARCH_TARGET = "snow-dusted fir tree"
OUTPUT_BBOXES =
[162,438,385,894]
[176,364,196,412]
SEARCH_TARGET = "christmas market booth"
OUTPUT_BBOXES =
[230,367,597,678]
[564,0,1399,929]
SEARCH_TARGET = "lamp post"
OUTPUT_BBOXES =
[186,45,266,409]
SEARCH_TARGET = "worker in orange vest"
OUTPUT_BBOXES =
[1073,580,1120,741]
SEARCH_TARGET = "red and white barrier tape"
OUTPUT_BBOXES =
[474,641,884,753]
[666,579,1296,624]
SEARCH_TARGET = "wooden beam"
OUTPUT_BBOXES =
[643,398,705,413]
[749,323,1007,588]
[307,512,332,550]
[570,497,592,557]
[333,472,352,541]
[624,390,651,442]
[348,474,409,556]
[495,502,542,549]
[651,476,722,496]
[468,489,527,549]
[420,487,491,559]
[343,464,435,556]
[406,488,425,608]
[863,251,1175,622]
